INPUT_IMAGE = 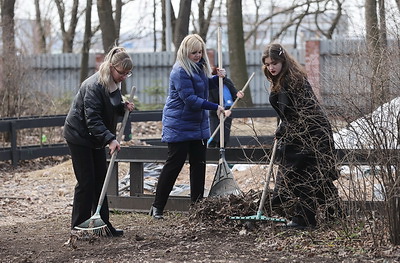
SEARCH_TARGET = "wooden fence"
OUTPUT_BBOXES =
[0,109,388,213]
[0,108,277,165]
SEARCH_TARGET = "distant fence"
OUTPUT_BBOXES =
[25,49,305,106]
[24,39,400,109]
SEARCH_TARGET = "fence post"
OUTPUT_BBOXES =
[10,121,18,166]
[124,119,132,141]
[305,40,321,101]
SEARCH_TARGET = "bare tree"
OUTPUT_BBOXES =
[196,0,216,41]
[162,0,198,51]
[365,0,399,245]
[97,0,118,52]
[1,0,18,117]
[247,0,263,49]
[244,0,344,48]
[115,0,122,39]
[153,0,157,52]
[365,0,389,109]
[161,0,176,51]
[378,0,387,47]
[173,0,192,50]
[80,0,93,84]
[97,0,128,93]
[54,0,80,53]
[227,0,253,107]
[314,0,344,40]
[34,0,47,53]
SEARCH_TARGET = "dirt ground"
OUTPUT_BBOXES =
[1,118,400,262]
[1,158,400,263]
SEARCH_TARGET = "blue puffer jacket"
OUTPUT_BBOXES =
[162,61,218,143]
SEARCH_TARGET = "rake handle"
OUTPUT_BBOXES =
[207,72,255,146]
[217,27,224,149]
[256,138,278,219]
[95,86,136,214]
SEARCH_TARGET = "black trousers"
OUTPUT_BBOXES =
[68,142,112,229]
[153,140,207,210]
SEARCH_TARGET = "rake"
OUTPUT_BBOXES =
[208,27,241,197]
[74,86,136,235]
[230,138,286,223]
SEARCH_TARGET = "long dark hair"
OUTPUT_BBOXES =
[261,43,307,92]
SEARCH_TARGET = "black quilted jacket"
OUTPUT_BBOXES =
[63,72,125,149]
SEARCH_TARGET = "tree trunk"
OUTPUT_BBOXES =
[161,0,166,51]
[365,0,385,109]
[173,0,191,50]
[153,0,157,52]
[115,0,122,40]
[226,0,253,107]
[1,0,18,117]
[80,0,93,84]
[97,0,118,52]
[197,0,215,41]
[34,0,47,53]
[161,0,176,51]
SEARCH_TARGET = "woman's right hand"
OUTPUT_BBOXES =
[125,101,135,112]
[109,139,120,155]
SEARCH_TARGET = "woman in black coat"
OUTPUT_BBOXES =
[262,43,342,228]
[64,47,135,237]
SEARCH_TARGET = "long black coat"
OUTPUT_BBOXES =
[269,80,337,180]
[269,79,340,225]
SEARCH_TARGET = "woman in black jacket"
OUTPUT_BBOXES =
[63,46,135,237]
[262,43,342,228]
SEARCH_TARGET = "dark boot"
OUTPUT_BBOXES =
[283,216,316,230]
[149,206,164,219]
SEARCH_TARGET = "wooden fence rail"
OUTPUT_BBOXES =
[0,108,390,213]
[0,107,277,165]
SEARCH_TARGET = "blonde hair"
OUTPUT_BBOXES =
[176,34,212,77]
[98,46,133,90]
[261,43,306,92]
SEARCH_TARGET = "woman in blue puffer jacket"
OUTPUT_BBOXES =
[149,34,228,219]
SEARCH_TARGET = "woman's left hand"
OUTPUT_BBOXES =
[236,90,244,99]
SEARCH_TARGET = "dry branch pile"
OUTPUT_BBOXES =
[188,190,262,224]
